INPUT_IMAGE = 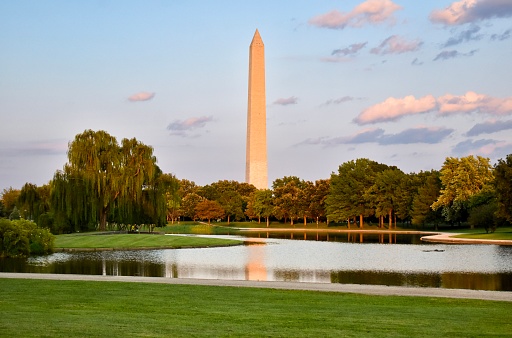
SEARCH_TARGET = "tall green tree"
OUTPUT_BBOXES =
[51,130,162,231]
[326,159,387,228]
[157,173,181,224]
[411,171,443,229]
[272,177,304,225]
[1,187,20,216]
[181,193,203,221]
[18,183,40,221]
[366,168,404,229]
[251,189,273,227]
[494,154,512,223]
[432,156,494,224]
[308,179,329,225]
[218,190,244,224]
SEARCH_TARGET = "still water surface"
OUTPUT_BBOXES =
[2,233,511,291]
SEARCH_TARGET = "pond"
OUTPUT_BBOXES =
[1,233,512,291]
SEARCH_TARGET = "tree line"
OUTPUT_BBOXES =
[1,129,511,233]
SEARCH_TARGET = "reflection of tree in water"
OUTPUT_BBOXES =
[246,231,422,244]
[330,270,512,291]
[274,270,330,283]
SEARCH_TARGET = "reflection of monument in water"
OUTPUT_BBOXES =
[245,243,267,281]
[245,29,268,190]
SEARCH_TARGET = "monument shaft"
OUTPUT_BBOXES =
[246,29,268,189]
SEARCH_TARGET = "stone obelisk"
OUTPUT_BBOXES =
[246,29,268,190]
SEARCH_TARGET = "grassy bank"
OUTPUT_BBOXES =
[0,278,510,337]
[55,233,241,250]
[452,227,512,240]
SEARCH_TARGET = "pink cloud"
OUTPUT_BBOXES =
[354,95,436,124]
[370,35,423,55]
[128,92,155,102]
[438,91,512,115]
[309,0,402,29]
[273,96,299,105]
[355,91,512,125]
[430,0,512,26]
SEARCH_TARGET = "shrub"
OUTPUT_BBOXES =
[0,219,55,257]
[0,219,29,257]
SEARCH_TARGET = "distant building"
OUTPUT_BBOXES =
[245,29,268,190]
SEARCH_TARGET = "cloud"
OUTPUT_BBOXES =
[437,91,512,115]
[273,96,299,105]
[378,127,454,144]
[332,42,367,56]
[309,0,402,29]
[411,58,424,66]
[442,24,483,47]
[491,28,511,41]
[128,92,155,102]
[320,56,352,63]
[370,35,423,55]
[433,49,477,60]
[452,138,511,158]
[354,95,437,124]
[297,128,384,147]
[322,96,363,106]
[0,140,67,157]
[466,119,512,136]
[297,127,452,147]
[354,91,512,125]
[430,0,512,26]
[167,116,214,137]
[336,128,385,145]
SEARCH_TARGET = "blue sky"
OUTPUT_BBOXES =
[1,0,511,190]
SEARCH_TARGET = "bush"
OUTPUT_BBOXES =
[0,219,29,257]
[0,219,55,257]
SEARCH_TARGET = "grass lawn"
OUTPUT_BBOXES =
[54,233,241,250]
[452,227,512,240]
[0,278,510,337]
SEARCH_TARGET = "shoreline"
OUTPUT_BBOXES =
[235,227,512,245]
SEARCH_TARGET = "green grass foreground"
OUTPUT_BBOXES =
[54,233,241,250]
[0,279,511,337]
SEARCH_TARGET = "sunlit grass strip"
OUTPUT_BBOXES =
[454,231,512,240]
[163,223,240,235]
[54,233,241,250]
[0,278,511,337]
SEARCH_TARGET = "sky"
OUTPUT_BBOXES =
[1,0,512,190]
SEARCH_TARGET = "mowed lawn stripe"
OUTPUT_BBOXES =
[54,234,241,249]
[0,278,511,337]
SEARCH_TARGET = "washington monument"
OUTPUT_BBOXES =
[245,29,268,190]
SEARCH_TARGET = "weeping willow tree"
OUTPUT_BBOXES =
[51,130,165,231]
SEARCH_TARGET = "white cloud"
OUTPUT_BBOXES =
[128,92,155,102]
[430,0,512,26]
[309,0,402,29]
[438,91,512,115]
[354,91,512,125]
[354,95,437,124]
